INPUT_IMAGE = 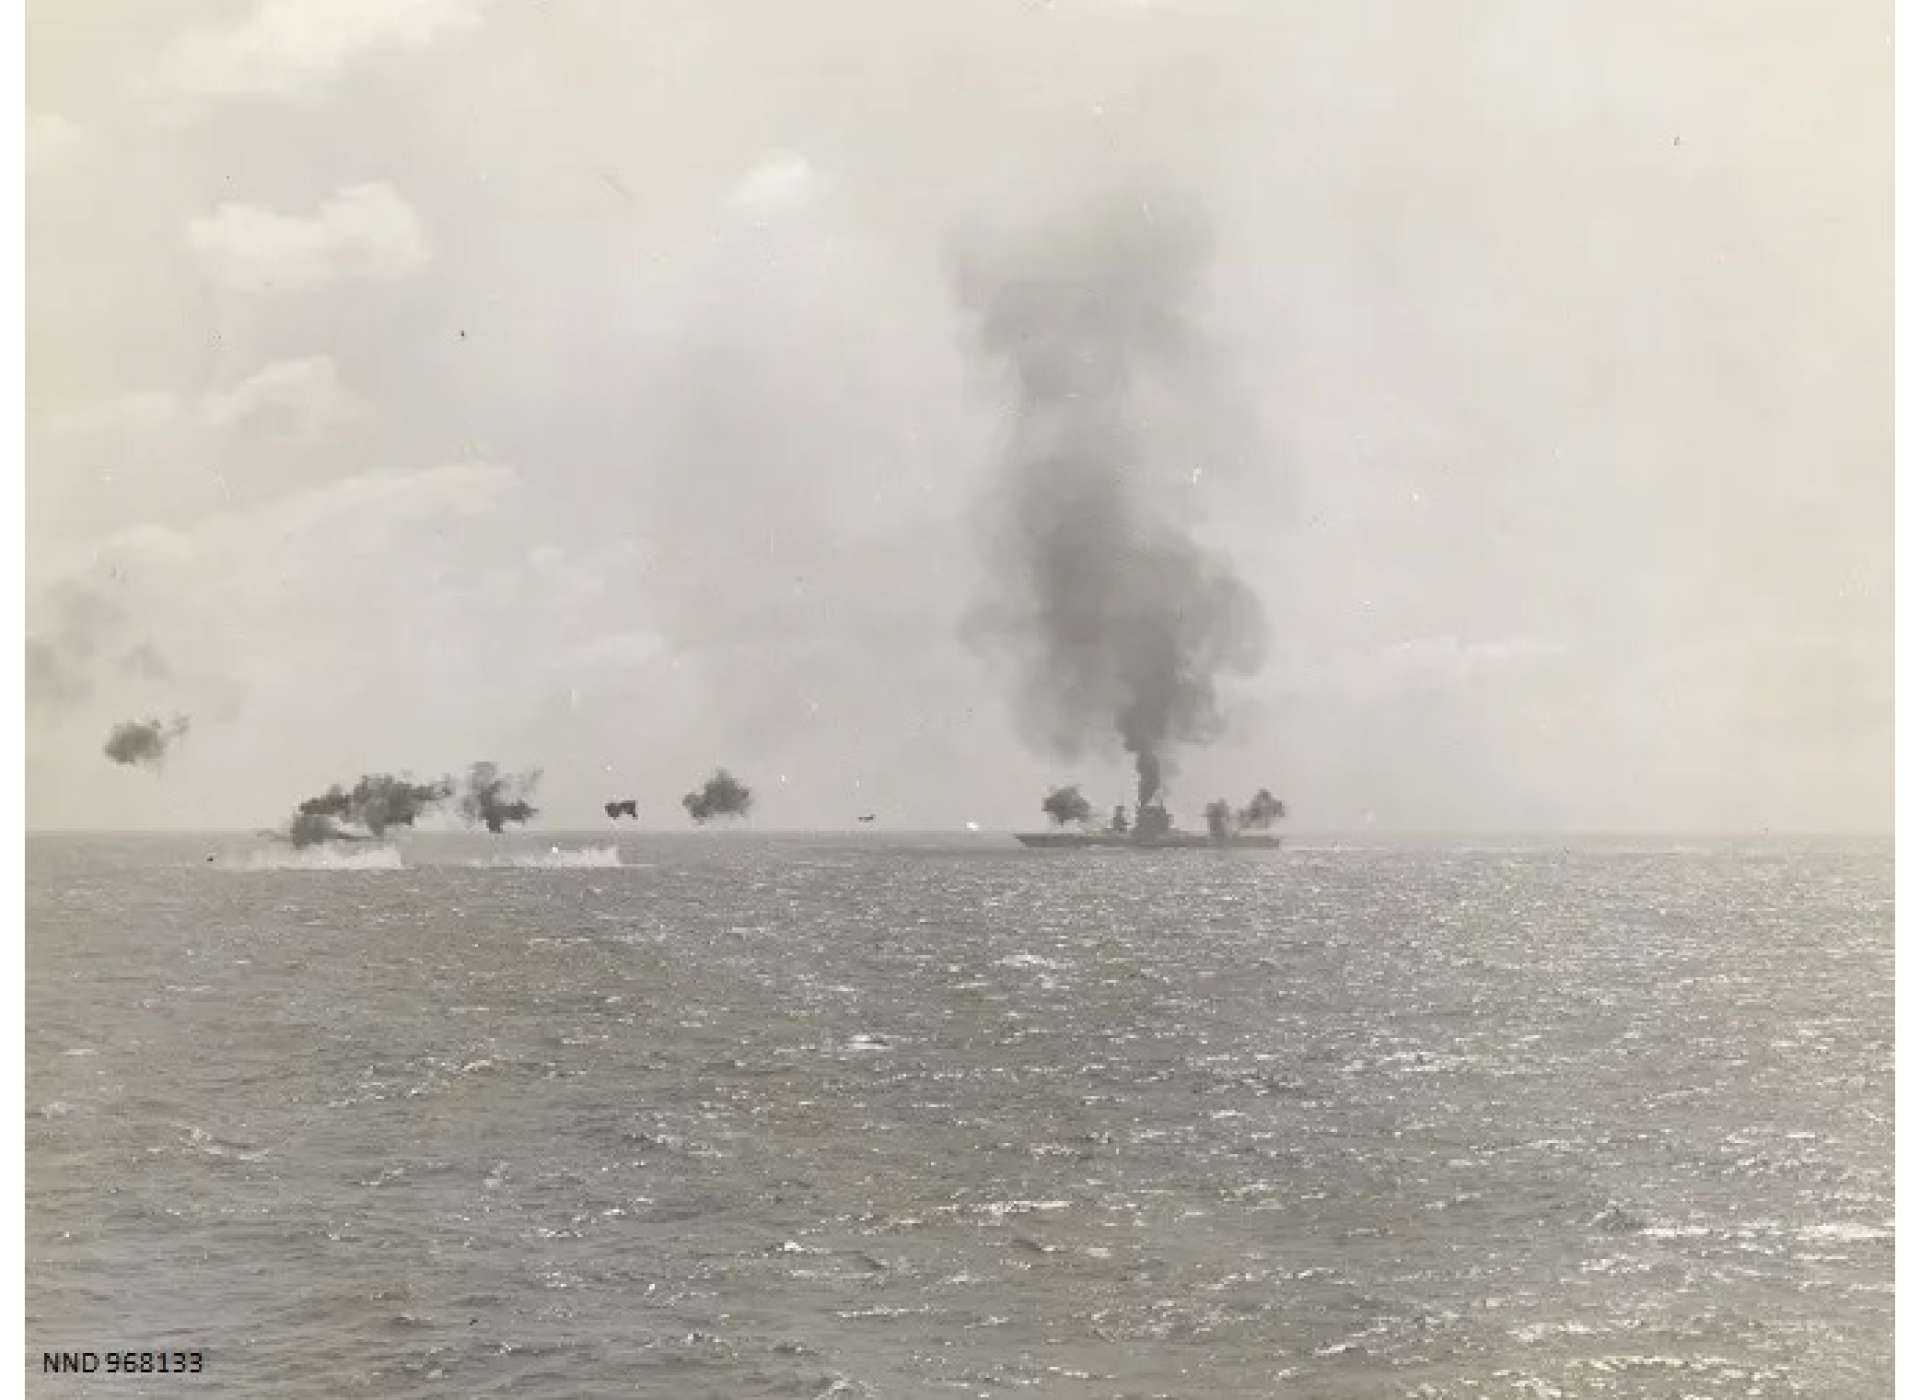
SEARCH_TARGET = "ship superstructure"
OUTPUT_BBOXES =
[1015,797,1282,849]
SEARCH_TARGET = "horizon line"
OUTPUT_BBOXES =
[20,825,1895,839]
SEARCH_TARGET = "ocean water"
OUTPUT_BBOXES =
[26,832,1893,1397]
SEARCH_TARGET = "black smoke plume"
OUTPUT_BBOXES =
[460,762,540,834]
[955,192,1267,809]
[1237,788,1286,830]
[605,799,639,820]
[103,714,190,768]
[1040,783,1093,827]
[281,765,542,846]
[288,773,453,846]
[348,774,452,834]
[288,811,357,847]
[682,769,752,824]
[1204,798,1233,840]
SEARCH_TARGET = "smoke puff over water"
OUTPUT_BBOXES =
[1238,787,1286,830]
[291,774,453,846]
[955,192,1268,808]
[219,845,407,872]
[460,762,541,834]
[604,799,639,821]
[1041,783,1093,827]
[284,764,539,846]
[683,769,753,824]
[103,715,190,768]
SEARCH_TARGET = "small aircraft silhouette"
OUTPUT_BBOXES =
[857,814,876,823]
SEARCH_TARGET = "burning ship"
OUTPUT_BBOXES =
[1015,788,1284,850]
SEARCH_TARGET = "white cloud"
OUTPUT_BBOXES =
[27,112,87,174]
[553,628,665,677]
[57,460,516,584]
[1303,635,1572,698]
[201,357,372,435]
[152,0,483,107]
[729,153,817,215]
[47,357,370,441]
[43,390,183,440]
[34,356,380,560]
[186,183,431,294]
[28,460,519,752]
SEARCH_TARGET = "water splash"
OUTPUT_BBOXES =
[473,845,623,869]
[215,845,406,872]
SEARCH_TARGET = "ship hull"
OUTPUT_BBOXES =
[1014,832,1280,849]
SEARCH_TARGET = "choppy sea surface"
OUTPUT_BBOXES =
[27,832,1893,1397]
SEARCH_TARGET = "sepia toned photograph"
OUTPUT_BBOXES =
[24,2,1892,1395]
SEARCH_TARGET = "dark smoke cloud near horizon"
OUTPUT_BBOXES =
[290,773,452,847]
[1041,783,1093,827]
[1237,787,1286,830]
[955,191,1268,810]
[460,761,541,834]
[683,769,752,824]
[103,714,189,769]
[283,764,539,846]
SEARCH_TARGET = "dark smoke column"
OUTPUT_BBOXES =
[103,715,190,769]
[284,772,454,847]
[1041,784,1093,827]
[683,769,753,824]
[955,193,1267,808]
[459,763,540,833]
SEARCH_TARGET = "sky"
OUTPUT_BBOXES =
[26,0,1890,833]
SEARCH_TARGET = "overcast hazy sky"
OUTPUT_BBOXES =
[27,0,1889,833]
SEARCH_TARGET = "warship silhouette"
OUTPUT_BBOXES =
[1015,800,1280,849]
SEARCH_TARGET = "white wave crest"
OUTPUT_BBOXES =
[1798,1221,1892,1244]
[217,845,406,871]
[476,845,623,869]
